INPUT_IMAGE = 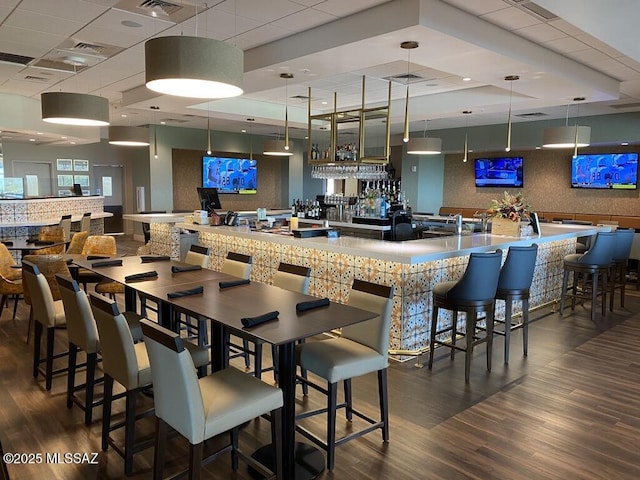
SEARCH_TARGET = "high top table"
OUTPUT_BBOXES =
[73,256,376,479]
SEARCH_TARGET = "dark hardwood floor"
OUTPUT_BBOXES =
[1,236,639,479]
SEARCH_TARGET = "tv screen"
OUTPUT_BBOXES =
[203,156,257,194]
[474,157,524,187]
[571,153,638,189]
[196,187,222,212]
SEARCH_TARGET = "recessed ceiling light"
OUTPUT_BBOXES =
[36,132,43,135]
[241,129,246,133]
[70,141,76,144]
[29,138,36,142]
[121,114,127,118]
[463,77,471,82]
[621,142,629,146]
[61,136,67,139]
[321,101,328,105]
[121,20,142,28]
[160,121,166,125]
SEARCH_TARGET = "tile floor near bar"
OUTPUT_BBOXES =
[0,236,639,480]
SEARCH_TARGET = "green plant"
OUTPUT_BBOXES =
[487,191,530,222]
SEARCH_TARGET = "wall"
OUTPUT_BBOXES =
[172,148,290,211]
[442,145,640,214]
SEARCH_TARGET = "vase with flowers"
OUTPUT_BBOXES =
[487,191,530,235]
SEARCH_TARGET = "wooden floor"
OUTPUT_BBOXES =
[1,236,639,479]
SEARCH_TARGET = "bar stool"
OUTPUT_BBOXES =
[559,232,616,324]
[428,250,503,383]
[609,228,634,310]
[221,252,253,369]
[494,244,538,364]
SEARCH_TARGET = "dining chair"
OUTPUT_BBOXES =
[609,228,634,310]
[22,258,69,390]
[0,242,22,321]
[78,235,123,296]
[33,226,66,255]
[59,214,72,242]
[65,230,88,255]
[80,212,92,233]
[140,319,284,480]
[494,244,538,363]
[428,250,503,382]
[295,279,394,471]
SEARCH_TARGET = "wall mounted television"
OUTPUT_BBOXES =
[571,153,638,189]
[202,156,257,194]
[474,157,524,187]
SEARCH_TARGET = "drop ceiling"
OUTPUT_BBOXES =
[0,0,639,148]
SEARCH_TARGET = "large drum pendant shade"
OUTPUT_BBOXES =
[542,126,591,148]
[108,126,150,146]
[263,139,293,156]
[406,136,442,155]
[145,36,244,99]
[41,92,109,126]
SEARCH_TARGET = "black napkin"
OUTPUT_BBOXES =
[167,286,204,299]
[87,255,110,260]
[296,297,330,312]
[124,271,158,282]
[171,265,202,273]
[26,236,39,244]
[140,255,171,263]
[219,279,250,289]
[34,240,55,246]
[92,259,123,268]
[241,310,279,328]
[2,241,12,246]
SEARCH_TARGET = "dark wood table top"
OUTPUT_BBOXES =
[5,237,67,252]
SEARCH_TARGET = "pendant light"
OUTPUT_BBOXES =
[247,118,255,160]
[504,75,519,152]
[264,73,294,156]
[462,110,472,163]
[108,126,150,146]
[206,101,212,155]
[41,92,109,126]
[407,119,442,155]
[401,41,418,143]
[542,97,590,151]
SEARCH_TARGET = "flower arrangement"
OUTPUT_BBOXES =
[487,191,530,222]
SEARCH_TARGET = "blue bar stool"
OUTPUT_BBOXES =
[609,228,634,311]
[428,250,503,382]
[559,232,616,324]
[494,244,538,364]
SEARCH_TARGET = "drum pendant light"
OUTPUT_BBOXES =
[145,36,243,99]
[542,97,590,151]
[108,126,150,146]
[407,120,442,155]
[41,92,109,126]
[401,41,418,143]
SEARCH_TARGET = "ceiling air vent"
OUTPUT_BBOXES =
[519,2,558,20]
[385,73,424,85]
[139,0,182,16]
[290,95,309,100]
[113,0,196,23]
[160,118,188,123]
[0,51,34,66]
[515,112,548,118]
[23,75,50,82]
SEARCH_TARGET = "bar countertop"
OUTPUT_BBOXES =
[177,222,607,264]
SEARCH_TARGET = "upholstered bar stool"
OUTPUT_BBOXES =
[0,243,23,321]
[221,252,253,368]
[609,228,634,310]
[494,244,538,364]
[140,320,284,480]
[559,232,616,324]
[428,250,503,383]
[296,279,394,471]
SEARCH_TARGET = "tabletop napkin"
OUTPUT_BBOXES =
[140,255,171,263]
[241,310,279,328]
[26,236,39,244]
[171,265,202,273]
[2,241,12,246]
[219,279,250,289]
[92,259,123,268]
[167,285,204,299]
[34,240,55,246]
[86,255,110,260]
[296,297,330,312]
[124,270,158,282]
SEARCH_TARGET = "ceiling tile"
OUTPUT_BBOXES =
[6,10,84,37]
[233,24,295,49]
[313,0,389,17]
[270,7,338,32]
[543,36,589,54]
[574,34,626,59]
[291,0,328,6]
[480,6,541,31]
[443,0,511,16]
[546,18,584,36]
[215,0,306,24]
[0,25,66,52]
[17,0,107,22]
[514,23,566,43]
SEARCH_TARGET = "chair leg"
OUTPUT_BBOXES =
[378,368,389,442]
[67,343,78,409]
[450,311,458,360]
[26,307,33,344]
[486,306,494,373]
[559,268,570,315]
[254,342,263,379]
[85,353,97,425]
[327,382,338,471]
[102,376,114,452]
[153,417,168,480]
[270,408,283,480]
[45,326,55,391]
[271,344,279,383]
[591,271,599,323]
[242,339,251,369]
[464,313,474,383]
[503,298,512,364]
[189,442,204,480]
[124,390,137,475]
[33,320,42,378]
[11,295,19,321]
[621,264,627,308]
[522,298,529,357]
[343,379,352,421]
[230,428,239,471]
[428,305,438,370]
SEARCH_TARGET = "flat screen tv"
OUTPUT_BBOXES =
[571,153,638,189]
[474,157,524,187]
[203,156,257,194]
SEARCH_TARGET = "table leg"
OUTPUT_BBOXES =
[124,285,137,313]
[210,323,226,372]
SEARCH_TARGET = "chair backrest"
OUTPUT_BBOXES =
[579,232,616,265]
[184,244,210,268]
[36,226,65,254]
[612,228,634,262]
[82,235,117,256]
[447,250,503,302]
[140,319,206,444]
[273,263,311,294]
[22,254,70,304]
[497,244,538,292]
[80,212,92,233]
[0,243,17,278]
[66,230,89,254]
[59,215,72,242]
[22,260,59,327]
[89,293,144,390]
[56,274,99,353]
[630,232,640,261]
[222,252,252,279]
[342,279,394,359]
